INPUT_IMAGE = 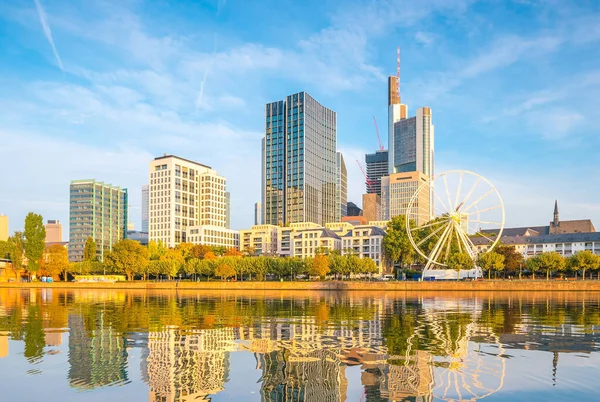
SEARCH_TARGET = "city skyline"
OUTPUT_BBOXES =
[1,0,599,235]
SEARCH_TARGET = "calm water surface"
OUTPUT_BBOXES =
[1,289,600,402]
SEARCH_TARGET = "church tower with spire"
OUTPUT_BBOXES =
[553,200,559,227]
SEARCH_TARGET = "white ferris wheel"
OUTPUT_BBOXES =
[405,170,505,270]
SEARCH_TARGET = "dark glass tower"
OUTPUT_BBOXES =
[263,92,337,225]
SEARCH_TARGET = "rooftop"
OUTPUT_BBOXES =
[153,154,212,169]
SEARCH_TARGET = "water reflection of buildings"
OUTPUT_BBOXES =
[144,328,233,402]
[68,314,129,389]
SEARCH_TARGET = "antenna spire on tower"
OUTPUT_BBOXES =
[396,46,401,103]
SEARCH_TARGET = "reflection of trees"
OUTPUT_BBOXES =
[3,290,600,399]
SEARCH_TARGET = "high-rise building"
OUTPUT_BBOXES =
[0,215,8,242]
[387,76,408,174]
[149,155,237,248]
[225,191,231,229]
[254,202,263,225]
[337,152,347,219]
[45,220,63,243]
[391,107,434,176]
[262,92,337,226]
[69,180,128,262]
[142,184,149,233]
[365,150,388,196]
[381,172,431,225]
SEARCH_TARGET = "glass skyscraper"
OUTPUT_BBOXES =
[141,184,149,233]
[69,180,128,262]
[392,107,434,177]
[262,92,337,225]
[365,150,388,196]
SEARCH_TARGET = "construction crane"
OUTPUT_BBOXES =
[356,160,376,193]
[373,116,384,151]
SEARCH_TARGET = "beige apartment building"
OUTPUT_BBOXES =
[381,171,431,225]
[148,155,235,248]
[0,215,8,242]
[239,224,280,255]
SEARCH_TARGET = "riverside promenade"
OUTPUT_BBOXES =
[2,280,600,291]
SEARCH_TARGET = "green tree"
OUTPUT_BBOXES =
[569,250,599,280]
[382,215,415,271]
[83,237,97,262]
[495,245,523,276]
[477,251,505,279]
[309,254,330,280]
[24,213,46,275]
[104,239,149,280]
[41,244,69,280]
[329,254,348,280]
[148,240,167,260]
[159,248,185,280]
[537,252,566,280]
[525,256,540,279]
[8,232,25,280]
[215,263,236,280]
[447,252,474,279]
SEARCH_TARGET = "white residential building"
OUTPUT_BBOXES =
[239,224,280,256]
[148,155,230,248]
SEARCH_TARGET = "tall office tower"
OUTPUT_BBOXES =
[262,92,337,226]
[69,180,128,262]
[149,155,236,248]
[225,191,231,229]
[392,107,434,176]
[254,202,263,225]
[387,76,408,174]
[337,152,348,219]
[0,215,8,242]
[45,220,63,243]
[141,184,149,233]
[365,150,388,196]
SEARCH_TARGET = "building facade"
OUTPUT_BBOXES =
[0,215,7,242]
[391,107,434,176]
[254,202,263,226]
[69,180,127,262]
[365,150,388,196]
[362,194,382,223]
[263,92,337,226]
[225,191,231,229]
[186,226,239,250]
[387,76,408,174]
[381,172,431,225]
[45,220,63,243]
[340,225,387,273]
[142,184,149,233]
[337,152,348,219]
[347,202,362,217]
[148,155,228,248]
[239,224,280,256]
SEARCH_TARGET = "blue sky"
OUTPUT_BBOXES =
[1,0,599,237]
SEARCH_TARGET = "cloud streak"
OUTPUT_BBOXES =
[33,0,64,71]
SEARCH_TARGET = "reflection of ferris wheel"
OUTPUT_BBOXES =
[406,170,505,269]
[431,323,506,402]
[402,302,506,402]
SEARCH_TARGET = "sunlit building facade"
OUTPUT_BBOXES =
[263,92,337,226]
[68,180,128,262]
[381,172,431,225]
[148,155,228,248]
[337,152,347,219]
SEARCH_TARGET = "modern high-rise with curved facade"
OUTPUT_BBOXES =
[262,92,338,226]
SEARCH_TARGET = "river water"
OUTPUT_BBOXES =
[1,289,599,401]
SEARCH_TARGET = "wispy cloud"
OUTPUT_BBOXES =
[33,0,64,71]
[415,31,434,45]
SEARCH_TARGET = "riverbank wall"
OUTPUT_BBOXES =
[2,280,600,291]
